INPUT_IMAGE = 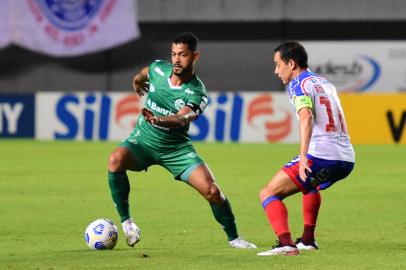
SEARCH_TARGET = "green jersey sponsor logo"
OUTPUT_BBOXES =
[146,98,175,116]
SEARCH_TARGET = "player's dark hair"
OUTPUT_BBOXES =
[274,41,308,69]
[172,32,199,52]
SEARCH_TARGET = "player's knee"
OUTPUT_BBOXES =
[108,153,124,172]
[259,188,270,201]
[259,186,279,201]
[204,185,221,204]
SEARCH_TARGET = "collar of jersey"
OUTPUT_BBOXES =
[288,69,315,90]
[295,69,316,82]
[167,78,183,90]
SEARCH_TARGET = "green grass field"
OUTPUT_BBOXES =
[0,141,405,270]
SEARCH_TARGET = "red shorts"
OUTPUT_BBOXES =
[282,154,354,194]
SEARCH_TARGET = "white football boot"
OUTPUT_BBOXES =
[257,242,299,256]
[121,218,141,247]
[229,237,257,249]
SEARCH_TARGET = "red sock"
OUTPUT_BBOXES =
[263,199,293,246]
[302,191,321,243]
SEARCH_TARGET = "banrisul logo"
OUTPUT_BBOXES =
[36,0,104,31]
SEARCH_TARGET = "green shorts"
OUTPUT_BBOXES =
[119,139,204,181]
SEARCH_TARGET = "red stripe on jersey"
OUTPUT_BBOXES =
[300,76,317,96]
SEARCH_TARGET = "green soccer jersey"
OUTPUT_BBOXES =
[128,60,208,150]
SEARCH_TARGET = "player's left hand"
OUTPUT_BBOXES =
[141,108,159,125]
[299,156,312,182]
[133,81,150,97]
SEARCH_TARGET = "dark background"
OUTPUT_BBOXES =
[1,0,405,93]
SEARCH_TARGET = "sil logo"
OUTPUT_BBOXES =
[247,94,292,142]
[35,0,104,30]
[115,95,142,128]
[174,99,185,110]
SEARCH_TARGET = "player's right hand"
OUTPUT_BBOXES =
[299,156,312,182]
[133,81,150,97]
[141,108,159,125]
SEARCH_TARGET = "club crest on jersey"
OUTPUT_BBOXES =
[174,99,185,110]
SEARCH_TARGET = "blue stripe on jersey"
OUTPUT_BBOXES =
[288,69,318,98]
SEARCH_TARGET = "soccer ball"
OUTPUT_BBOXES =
[84,219,118,250]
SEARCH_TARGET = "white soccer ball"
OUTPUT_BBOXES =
[84,219,118,250]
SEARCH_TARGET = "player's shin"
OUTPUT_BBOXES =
[108,171,131,223]
[262,195,294,246]
[210,197,239,241]
[301,191,321,244]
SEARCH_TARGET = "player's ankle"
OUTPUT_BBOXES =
[122,217,134,225]
[278,232,295,246]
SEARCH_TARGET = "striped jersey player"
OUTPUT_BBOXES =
[258,41,355,256]
[287,69,355,165]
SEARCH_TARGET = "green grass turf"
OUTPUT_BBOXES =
[0,141,405,269]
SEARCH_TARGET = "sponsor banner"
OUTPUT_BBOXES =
[34,92,406,144]
[303,41,406,92]
[35,92,299,142]
[189,92,297,142]
[8,0,139,56]
[36,92,142,140]
[340,93,406,144]
[0,94,35,138]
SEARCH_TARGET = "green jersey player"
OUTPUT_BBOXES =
[107,32,256,249]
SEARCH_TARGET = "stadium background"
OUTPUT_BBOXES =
[1,0,405,144]
[2,0,406,92]
[1,1,405,270]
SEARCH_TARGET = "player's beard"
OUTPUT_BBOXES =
[173,63,193,76]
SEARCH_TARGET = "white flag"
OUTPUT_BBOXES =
[0,0,12,49]
[12,0,140,57]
